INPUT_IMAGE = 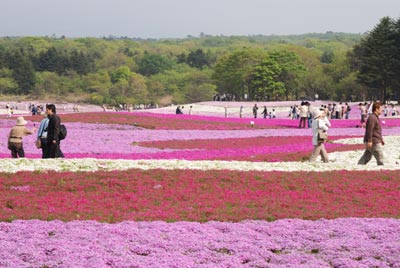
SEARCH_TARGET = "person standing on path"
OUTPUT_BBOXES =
[358,102,385,166]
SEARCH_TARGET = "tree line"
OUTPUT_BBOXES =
[0,16,399,105]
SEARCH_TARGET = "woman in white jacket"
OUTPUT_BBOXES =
[309,109,331,163]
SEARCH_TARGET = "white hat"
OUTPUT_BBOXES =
[313,109,324,119]
[16,116,27,126]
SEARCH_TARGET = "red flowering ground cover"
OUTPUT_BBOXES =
[1,169,399,223]
[138,136,308,149]
[138,136,365,162]
[26,112,272,130]
[219,143,364,162]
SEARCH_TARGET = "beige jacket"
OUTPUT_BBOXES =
[8,126,33,143]
[299,105,308,118]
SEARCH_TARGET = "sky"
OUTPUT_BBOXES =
[1,0,400,39]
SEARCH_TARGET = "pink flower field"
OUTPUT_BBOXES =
[1,109,400,267]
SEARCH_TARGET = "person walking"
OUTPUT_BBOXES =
[252,104,258,118]
[358,102,385,166]
[45,104,62,158]
[261,106,268,119]
[7,116,36,158]
[309,109,331,163]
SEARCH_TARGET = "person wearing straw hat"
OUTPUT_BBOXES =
[7,116,36,158]
[309,109,331,163]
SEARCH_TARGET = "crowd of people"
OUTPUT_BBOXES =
[290,102,353,128]
[102,103,159,112]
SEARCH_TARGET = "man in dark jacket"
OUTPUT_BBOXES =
[45,104,62,158]
[357,101,384,165]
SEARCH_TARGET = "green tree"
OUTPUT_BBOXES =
[84,71,112,104]
[0,68,18,94]
[351,17,396,102]
[320,50,334,63]
[127,72,148,102]
[268,50,306,100]
[392,18,400,100]
[110,66,131,83]
[186,49,210,69]
[183,68,216,102]
[336,72,366,101]
[36,47,70,74]
[69,49,95,75]
[250,57,284,100]
[213,48,266,100]
[109,71,148,104]
[137,52,175,76]
[299,66,335,100]
[83,71,112,95]
[34,71,60,97]
[6,49,36,94]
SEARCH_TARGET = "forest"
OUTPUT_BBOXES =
[0,16,399,106]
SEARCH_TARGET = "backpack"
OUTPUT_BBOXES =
[59,124,67,140]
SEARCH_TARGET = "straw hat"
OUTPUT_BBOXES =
[16,116,27,126]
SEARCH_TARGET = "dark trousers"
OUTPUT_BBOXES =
[299,117,307,128]
[45,140,63,158]
[9,142,25,158]
[40,138,48,159]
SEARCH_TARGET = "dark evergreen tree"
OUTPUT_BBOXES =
[351,17,396,102]
[320,50,334,64]
[392,18,400,100]
[176,53,186,64]
[36,47,70,74]
[70,50,94,75]
[186,49,209,69]
[0,45,5,68]
[6,49,36,94]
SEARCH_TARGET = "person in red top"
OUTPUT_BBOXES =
[357,101,385,165]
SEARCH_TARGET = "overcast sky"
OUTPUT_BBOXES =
[1,0,400,38]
